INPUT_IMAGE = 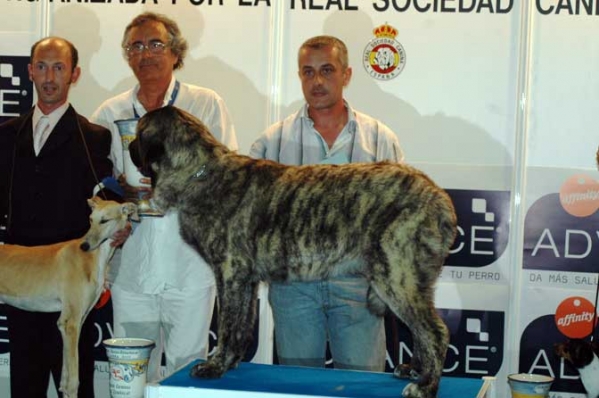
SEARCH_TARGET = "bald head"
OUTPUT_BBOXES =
[28,36,81,114]
[30,36,79,72]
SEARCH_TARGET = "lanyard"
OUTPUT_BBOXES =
[132,80,180,119]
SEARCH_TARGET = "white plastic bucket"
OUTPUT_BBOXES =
[103,338,155,398]
[507,373,554,398]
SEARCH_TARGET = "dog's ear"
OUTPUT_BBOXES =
[122,202,139,222]
[554,341,566,357]
[136,117,165,180]
[163,107,219,169]
[129,138,142,169]
[88,196,102,210]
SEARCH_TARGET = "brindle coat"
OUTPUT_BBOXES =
[132,106,457,398]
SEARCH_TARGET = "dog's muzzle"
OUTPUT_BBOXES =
[79,238,107,252]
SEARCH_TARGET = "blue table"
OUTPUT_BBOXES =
[145,361,490,398]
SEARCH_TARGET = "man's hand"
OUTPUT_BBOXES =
[111,222,132,247]
[118,174,152,202]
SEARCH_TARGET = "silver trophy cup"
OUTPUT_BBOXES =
[114,118,163,217]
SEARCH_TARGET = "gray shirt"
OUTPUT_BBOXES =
[250,101,403,165]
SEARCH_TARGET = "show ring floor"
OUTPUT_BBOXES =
[146,360,495,398]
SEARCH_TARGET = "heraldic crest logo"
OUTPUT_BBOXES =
[363,23,406,81]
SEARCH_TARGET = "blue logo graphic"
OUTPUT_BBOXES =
[445,189,510,267]
[0,305,8,354]
[519,314,586,395]
[389,309,504,377]
[523,193,599,272]
[0,56,33,124]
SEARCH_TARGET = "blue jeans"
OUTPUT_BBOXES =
[269,276,385,371]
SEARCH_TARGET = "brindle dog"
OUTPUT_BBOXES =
[131,106,457,398]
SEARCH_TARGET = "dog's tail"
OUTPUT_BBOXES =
[437,190,458,254]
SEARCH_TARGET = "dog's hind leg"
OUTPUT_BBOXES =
[190,265,259,379]
[400,300,448,398]
[368,238,448,398]
[373,276,448,398]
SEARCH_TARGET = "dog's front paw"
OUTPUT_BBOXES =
[190,362,225,379]
[393,364,420,380]
[59,388,77,398]
[402,383,427,398]
[58,381,77,398]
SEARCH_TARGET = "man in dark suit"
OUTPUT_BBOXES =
[0,36,116,398]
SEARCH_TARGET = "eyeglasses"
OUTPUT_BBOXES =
[124,41,169,57]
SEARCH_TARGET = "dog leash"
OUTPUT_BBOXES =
[132,80,180,119]
[75,116,118,202]
[592,275,599,341]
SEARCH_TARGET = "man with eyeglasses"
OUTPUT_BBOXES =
[91,12,238,381]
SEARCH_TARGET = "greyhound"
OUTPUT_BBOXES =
[0,197,137,398]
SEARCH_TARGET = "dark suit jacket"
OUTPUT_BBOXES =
[0,105,113,246]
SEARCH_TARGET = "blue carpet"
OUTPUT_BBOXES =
[159,361,483,397]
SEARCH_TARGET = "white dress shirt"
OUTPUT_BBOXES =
[91,77,238,293]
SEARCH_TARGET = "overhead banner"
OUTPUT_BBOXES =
[2,2,599,398]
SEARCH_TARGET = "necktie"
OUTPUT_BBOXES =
[33,116,50,155]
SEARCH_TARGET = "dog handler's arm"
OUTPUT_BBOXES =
[109,174,152,246]
[111,223,132,247]
[117,174,152,202]
[92,176,134,247]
